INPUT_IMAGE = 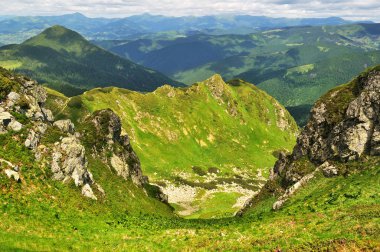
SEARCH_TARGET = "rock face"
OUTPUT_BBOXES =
[51,135,94,186]
[88,109,146,186]
[291,68,380,164]
[267,67,380,210]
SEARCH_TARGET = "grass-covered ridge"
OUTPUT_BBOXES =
[50,75,298,218]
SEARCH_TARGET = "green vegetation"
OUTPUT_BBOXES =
[1,148,379,250]
[105,24,380,125]
[0,26,181,96]
[47,75,298,218]
[0,60,22,70]
[0,68,21,99]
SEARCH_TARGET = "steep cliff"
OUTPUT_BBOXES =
[238,65,380,213]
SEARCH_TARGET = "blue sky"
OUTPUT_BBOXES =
[1,0,379,22]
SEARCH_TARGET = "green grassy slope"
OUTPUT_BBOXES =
[1,157,378,251]
[49,75,298,218]
[0,25,182,96]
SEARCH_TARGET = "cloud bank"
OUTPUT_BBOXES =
[1,0,379,22]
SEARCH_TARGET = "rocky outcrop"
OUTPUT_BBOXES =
[0,69,98,199]
[53,119,75,134]
[292,68,380,164]
[51,135,93,186]
[0,67,167,203]
[88,109,146,187]
[268,67,380,209]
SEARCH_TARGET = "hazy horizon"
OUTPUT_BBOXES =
[0,0,379,22]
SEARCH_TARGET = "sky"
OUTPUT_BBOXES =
[0,0,379,22]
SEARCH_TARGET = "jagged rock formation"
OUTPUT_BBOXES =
[85,109,147,187]
[0,67,164,202]
[270,67,380,209]
[237,66,380,214]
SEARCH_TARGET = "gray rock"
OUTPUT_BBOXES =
[82,184,97,200]
[7,120,22,132]
[0,111,12,125]
[273,169,318,210]
[42,108,54,122]
[260,69,380,213]
[6,92,20,107]
[4,169,20,182]
[53,119,75,134]
[90,109,145,187]
[51,136,93,186]
[320,161,338,177]
[289,69,380,166]
[25,130,40,150]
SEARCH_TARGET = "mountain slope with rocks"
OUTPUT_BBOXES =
[47,74,299,218]
[0,67,172,218]
[1,67,379,251]
[239,65,380,214]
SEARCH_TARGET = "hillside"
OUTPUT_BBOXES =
[46,74,298,218]
[0,26,181,96]
[104,24,380,125]
[1,67,379,251]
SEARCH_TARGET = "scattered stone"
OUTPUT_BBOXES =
[4,169,20,182]
[82,184,97,200]
[7,120,22,131]
[25,130,40,150]
[320,161,338,177]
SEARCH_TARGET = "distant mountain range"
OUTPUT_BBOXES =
[0,26,181,96]
[0,12,373,44]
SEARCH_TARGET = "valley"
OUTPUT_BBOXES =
[46,74,297,218]
[0,8,379,251]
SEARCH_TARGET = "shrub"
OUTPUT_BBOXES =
[67,96,83,108]
[192,166,207,176]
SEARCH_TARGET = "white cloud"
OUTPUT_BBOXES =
[1,0,379,22]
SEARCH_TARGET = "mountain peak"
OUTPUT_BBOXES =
[33,25,84,41]
[21,25,89,54]
[203,74,225,87]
